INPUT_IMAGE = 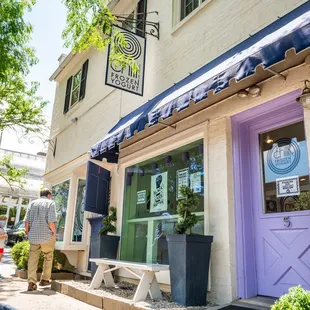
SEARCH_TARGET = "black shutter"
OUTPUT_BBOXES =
[136,0,147,37]
[64,76,72,114]
[84,161,111,215]
[79,59,89,100]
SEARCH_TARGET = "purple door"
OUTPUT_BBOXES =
[249,116,310,297]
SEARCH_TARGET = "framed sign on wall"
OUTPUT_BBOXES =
[105,25,146,96]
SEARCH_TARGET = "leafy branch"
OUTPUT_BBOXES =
[62,0,140,73]
[0,155,28,191]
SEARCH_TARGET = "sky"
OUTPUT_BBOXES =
[1,0,69,154]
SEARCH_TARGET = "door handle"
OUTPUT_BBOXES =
[284,216,291,227]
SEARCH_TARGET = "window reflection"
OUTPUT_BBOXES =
[261,121,310,213]
[72,179,86,242]
[52,180,70,241]
[121,140,204,264]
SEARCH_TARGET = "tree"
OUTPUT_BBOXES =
[62,0,139,72]
[0,0,47,190]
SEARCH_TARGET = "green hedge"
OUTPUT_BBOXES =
[272,286,310,310]
[11,241,62,272]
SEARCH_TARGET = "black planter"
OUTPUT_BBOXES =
[167,234,213,307]
[90,235,120,278]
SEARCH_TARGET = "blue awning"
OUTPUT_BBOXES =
[91,2,310,161]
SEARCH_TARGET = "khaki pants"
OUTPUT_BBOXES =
[27,236,56,284]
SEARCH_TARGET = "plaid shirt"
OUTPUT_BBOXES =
[25,197,57,244]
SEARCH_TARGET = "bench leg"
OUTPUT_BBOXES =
[133,271,155,302]
[90,265,105,289]
[103,266,115,287]
[149,275,162,300]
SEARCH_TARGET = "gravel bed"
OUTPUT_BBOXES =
[60,280,216,309]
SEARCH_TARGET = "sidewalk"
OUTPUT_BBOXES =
[0,248,98,310]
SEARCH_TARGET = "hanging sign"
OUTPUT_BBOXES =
[105,25,146,96]
[150,172,168,212]
[137,190,146,204]
[276,175,300,197]
[176,168,189,200]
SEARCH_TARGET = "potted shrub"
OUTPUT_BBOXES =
[90,206,120,278]
[166,186,213,307]
[271,285,310,309]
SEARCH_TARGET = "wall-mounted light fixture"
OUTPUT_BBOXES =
[266,136,274,144]
[296,80,310,108]
[182,152,190,163]
[165,156,172,166]
[237,85,261,98]
[138,167,145,176]
[152,162,158,172]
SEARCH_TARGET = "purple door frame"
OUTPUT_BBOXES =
[231,90,303,299]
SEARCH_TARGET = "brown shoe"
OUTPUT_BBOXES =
[39,279,52,287]
[27,282,37,291]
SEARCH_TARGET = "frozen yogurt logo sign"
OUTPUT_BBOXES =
[267,138,301,174]
[105,25,146,96]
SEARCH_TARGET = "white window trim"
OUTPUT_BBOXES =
[70,70,82,107]
[172,0,211,34]
[119,129,206,265]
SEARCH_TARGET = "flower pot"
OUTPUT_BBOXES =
[167,234,213,307]
[90,234,120,278]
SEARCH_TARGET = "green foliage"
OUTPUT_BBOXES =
[0,0,47,133]
[0,0,47,190]
[294,192,310,211]
[99,206,117,235]
[11,240,61,272]
[174,186,199,234]
[0,156,28,190]
[62,0,139,73]
[271,286,310,310]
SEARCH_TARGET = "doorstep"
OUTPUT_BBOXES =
[211,296,276,310]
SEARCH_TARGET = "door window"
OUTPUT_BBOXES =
[260,121,310,213]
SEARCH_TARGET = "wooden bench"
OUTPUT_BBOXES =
[89,258,169,302]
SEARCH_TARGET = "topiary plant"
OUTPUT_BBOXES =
[174,186,199,234]
[99,206,117,235]
[271,286,310,310]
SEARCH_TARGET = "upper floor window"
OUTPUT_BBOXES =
[63,59,89,114]
[120,0,147,37]
[71,70,82,106]
[181,0,206,20]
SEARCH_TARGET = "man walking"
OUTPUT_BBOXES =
[25,188,57,291]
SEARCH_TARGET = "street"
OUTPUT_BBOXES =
[0,248,97,310]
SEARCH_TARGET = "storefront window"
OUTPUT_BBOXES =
[261,121,310,213]
[121,140,204,264]
[52,180,70,241]
[72,179,86,242]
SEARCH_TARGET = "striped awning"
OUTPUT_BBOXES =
[91,2,310,162]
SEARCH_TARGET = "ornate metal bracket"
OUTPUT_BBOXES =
[17,134,56,155]
[115,11,160,40]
